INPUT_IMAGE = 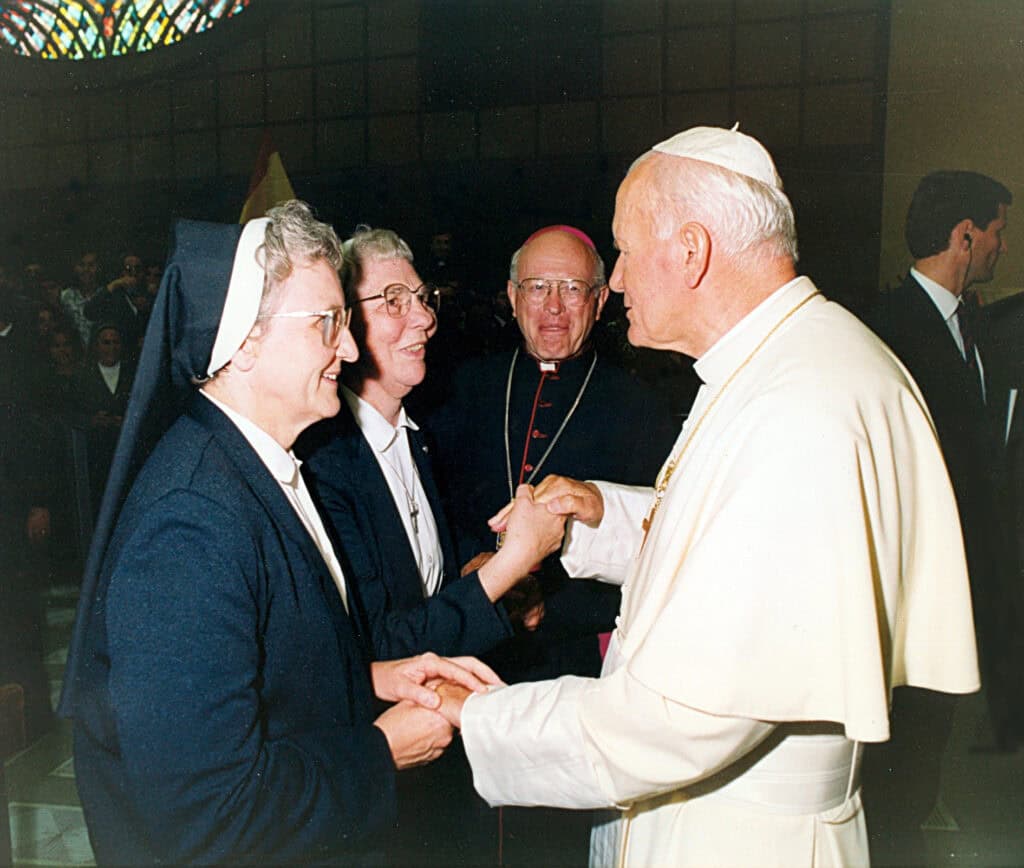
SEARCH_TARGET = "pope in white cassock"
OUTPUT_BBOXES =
[434,126,980,867]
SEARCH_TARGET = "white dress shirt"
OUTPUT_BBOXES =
[200,390,348,610]
[343,386,444,596]
[98,361,121,395]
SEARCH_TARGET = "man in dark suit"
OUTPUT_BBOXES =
[63,203,501,864]
[427,225,678,867]
[72,323,135,515]
[863,169,1020,866]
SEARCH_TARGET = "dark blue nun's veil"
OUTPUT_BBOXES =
[59,220,244,717]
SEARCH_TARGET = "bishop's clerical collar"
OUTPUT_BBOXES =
[525,342,594,374]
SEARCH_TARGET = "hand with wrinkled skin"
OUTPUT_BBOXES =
[477,484,566,602]
[373,700,453,769]
[532,474,605,526]
[371,653,502,711]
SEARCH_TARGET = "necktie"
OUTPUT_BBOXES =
[956,297,986,402]
[956,300,977,370]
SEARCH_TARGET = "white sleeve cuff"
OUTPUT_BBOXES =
[462,678,611,810]
[560,481,653,584]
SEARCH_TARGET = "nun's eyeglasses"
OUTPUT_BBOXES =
[356,283,441,318]
[256,306,352,346]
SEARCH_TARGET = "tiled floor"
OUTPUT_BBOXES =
[6,585,94,866]
[5,585,1023,867]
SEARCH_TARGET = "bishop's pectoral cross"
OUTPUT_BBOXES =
[408,498,420,534]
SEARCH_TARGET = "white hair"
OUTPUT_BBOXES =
[632,152,799,263]
[339,225,414,300]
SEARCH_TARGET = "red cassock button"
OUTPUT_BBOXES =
[524,464,534,472]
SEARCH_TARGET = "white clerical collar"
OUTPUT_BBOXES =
[911,267,960,324]
[524,345,594,374]
[200,390,302,487]
[342,385,418,455]
[695,275,817,389]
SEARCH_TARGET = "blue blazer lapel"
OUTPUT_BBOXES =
[188,396,352,631]
[335,402,426,606]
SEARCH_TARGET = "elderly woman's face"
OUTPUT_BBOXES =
[250,259,357,446]
[351,257,436,404]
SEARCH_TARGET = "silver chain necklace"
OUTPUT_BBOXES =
[503,346,598,499]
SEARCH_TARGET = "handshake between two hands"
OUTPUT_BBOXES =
[371,476,604,770]
[371,653,498,769]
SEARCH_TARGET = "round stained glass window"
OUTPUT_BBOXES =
[0,0,252,60]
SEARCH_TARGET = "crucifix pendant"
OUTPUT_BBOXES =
[409,499,420,534]
[639,493,663,552]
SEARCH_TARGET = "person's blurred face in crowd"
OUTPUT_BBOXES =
[37,307,54,338]
[122,255,143,284]
[49,329,76,373]
[145,263,162,295]
[507,231,608,361]
[430,232,453,262]
[40,279,61,307]
[76,252,99,292]
[94,326,122,367]
[24,263,43,287]
[350,257,438,409]
[247,259,358,448]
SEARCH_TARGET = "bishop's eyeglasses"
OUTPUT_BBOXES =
[256,306,352,347]
[515,278,599,308]
[357,283,441,318]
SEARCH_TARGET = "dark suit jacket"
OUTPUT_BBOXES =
[865,275,1006,588]
[71,361,134,421]
[71,361,135,510]
[865,276,1024,746]
[298,398,512,661]
[72,395,396,865]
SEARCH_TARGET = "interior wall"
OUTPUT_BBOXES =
[880,0,1024,302]
[0,0,889,308]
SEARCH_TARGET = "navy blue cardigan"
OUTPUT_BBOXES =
[72,395,396,864]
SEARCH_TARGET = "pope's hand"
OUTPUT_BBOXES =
[371,653,502,711]
[533,474,604,526]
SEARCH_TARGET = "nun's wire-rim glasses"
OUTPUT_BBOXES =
[356,283,441,318]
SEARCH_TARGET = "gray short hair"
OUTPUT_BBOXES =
[632,152,799,263]
[340,225,414,301]
[508,236,606,286]
[256,200,343,316]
